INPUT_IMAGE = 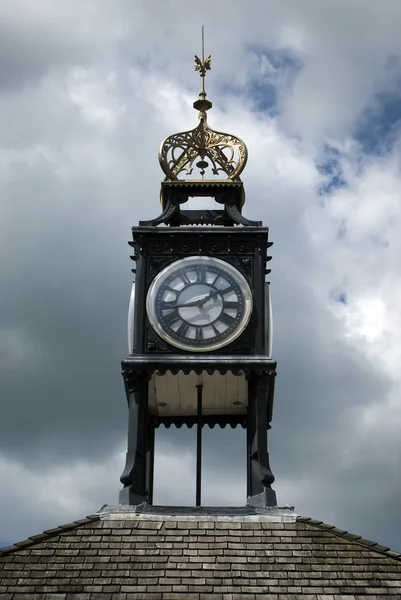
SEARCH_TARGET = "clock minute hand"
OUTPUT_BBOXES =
[164,291,218,310]
[172,293,210,309]
[173,300,204,308]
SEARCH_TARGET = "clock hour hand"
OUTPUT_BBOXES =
[198,288,219,307]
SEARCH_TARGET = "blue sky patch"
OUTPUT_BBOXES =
[219,45,302,116]
[316,144,347,197]
[246,79,277,114]
[354,59,401,155]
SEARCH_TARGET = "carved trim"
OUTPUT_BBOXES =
[122,369,151,395]
[149,256,172,280]
[155,415,247,429]
[139,198,179,227]
[146,327,170,353]
[225,203,262,226]
[122,357,277,378]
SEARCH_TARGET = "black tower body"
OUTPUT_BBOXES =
[119,49,277,508]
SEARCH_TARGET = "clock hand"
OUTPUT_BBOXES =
[172,300,205,308]
[198,288,220,307]
[164,290,219,310]
[171,292,212,309]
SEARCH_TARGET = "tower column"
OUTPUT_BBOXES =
[146,417,155,505]
[119,373,151,505]
[246,371,277,507]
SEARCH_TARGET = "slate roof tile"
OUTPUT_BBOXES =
[1,510,401,598]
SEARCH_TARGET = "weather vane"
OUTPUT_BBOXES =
[194,26,212,105]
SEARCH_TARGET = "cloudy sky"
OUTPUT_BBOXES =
[1,0,401,551]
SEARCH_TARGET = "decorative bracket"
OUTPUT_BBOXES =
[139,182,262,227]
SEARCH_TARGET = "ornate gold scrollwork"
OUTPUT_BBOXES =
[158,120,248,181]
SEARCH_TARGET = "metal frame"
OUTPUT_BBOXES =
[120,175,277,507]
[119,363,277,507]
[129,226,272,357]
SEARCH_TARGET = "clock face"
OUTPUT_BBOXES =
[146,256,253,352]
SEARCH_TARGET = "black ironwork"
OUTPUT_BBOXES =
[246,372,277,507]
[120,132,277,508]
[139,182,261,227]
[119,373,152,505]
[146,418,155,505]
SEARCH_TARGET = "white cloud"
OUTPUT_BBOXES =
[66,68,125,133]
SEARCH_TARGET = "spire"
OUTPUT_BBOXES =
[158,27,248,182]
[193,25,212,117]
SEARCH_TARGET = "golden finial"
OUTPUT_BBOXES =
[158,27,248,182]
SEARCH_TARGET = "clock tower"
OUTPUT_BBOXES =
[119,34,277,508]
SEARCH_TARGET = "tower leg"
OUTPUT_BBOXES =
[119,374,150,505]
[246,372,277,507]
[146,417,155,505]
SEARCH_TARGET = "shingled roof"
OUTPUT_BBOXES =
[1,505,401,599]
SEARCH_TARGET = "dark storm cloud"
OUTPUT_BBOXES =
[0,23,79,93]
[0,168,128,461]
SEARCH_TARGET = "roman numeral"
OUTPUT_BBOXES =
[177,321,190,337]
[161,300,178,308]
[219,311,235,325]
[221,285,235,295]
[223,301,239,309]
[196,267,206,284]
[195,326,203,341]
[181,271,192,285]
[163,310,180,326]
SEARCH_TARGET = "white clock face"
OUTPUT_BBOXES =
[146,256,253,352]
